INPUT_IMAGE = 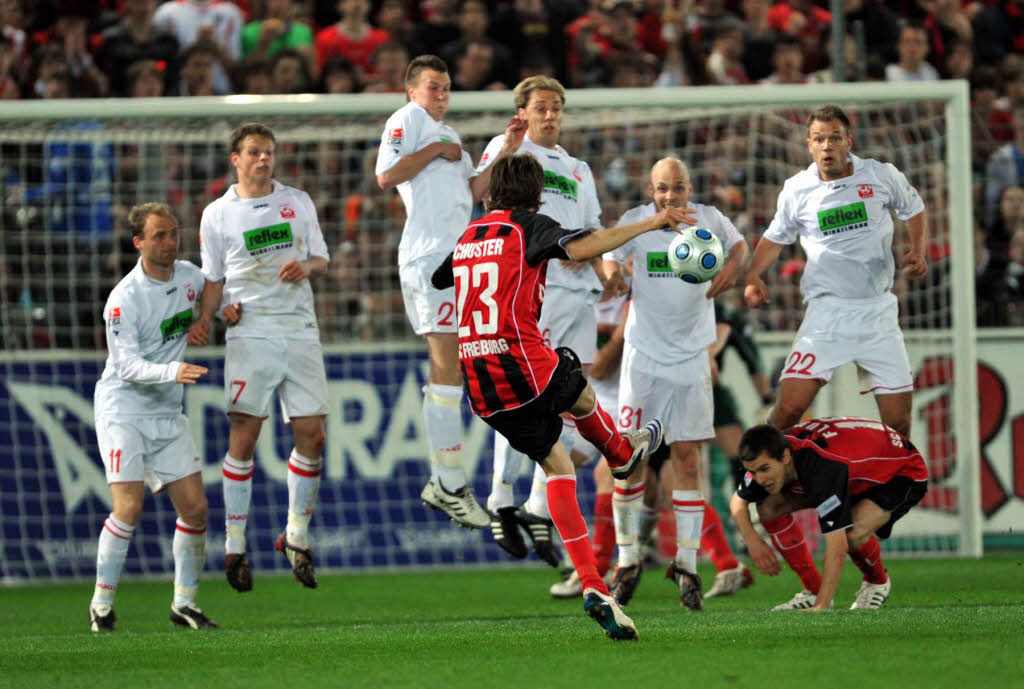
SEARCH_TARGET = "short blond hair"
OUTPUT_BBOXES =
[513,75,566,110]
[127,202,176,239]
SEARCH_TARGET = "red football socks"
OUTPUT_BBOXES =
[592,492,614,577]
[573,402,632,468]
[701,502,740,572]
[849,535,888,584]
[762,513,822,594]
[547,475,609,595]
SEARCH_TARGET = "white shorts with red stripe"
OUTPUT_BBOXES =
[783,293,913,394]
[95,413,200,493]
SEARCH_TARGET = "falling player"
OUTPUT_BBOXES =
[90,202,224,632]
[432,153,694,639]
[604,157,748,611]
[731,418,928,610]
[189,122,330,591]
[375,54,490,529]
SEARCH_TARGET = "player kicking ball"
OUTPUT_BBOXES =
[90,203,230,632]
[730,418,929,611]
[431,154,694,640]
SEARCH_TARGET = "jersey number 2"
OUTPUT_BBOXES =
[453,262,498,338]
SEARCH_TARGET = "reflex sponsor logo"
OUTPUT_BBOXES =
[543,170,578,200]
[160,308,193,342]
[645,251,675,278]
[243,222,293,255]
[817,201,868,235]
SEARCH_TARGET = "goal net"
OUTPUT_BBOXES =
[0,83,980,582]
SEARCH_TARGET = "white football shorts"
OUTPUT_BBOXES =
[539,284,600,365]
[96,413,200,493]
[618,343,714,444]
[224,336,329,418]
[782,293,913,394]
[399,252,458,335]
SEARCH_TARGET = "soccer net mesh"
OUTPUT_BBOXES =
[0,85,978,582]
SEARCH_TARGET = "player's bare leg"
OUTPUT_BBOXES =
[223,412,263,592]
[846,499,893,609]
[165,474,218,628]
[874,391,914,438]
[666,440,704,611]
[90,481,144,631]
[769,378,822,430]
[420,332,488,528]
[276,414,326,588]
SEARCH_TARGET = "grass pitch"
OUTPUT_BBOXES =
[2,551,1021,689]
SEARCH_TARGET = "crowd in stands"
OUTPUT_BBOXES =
[1,0,1024,348]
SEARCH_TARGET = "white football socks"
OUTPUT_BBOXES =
[612,479,645,567]
[172,519,206,608]
[222,453,253,554]
[422,383,466,492]
[488,431,524,511]
[286,450,322,549]
[92,514,134,609]
[672,489,704,573]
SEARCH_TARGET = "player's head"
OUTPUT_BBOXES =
[647,157,691,211]
[229,122,276,187]
[806,104,853,182]
[128,202,179,269]
[405,54,450,121]
[514,75,565,148]
[485,153,543,212]
[738,424,794,494]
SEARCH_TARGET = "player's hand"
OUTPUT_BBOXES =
[436,141,463,162]
[900,249,928,281]
[650,206,697,232]
[222,302,243,325]
[705,259,740,299]
[501,116,528,152]
[602,270,629,299]
[176,362,208,384]
[748,536,781,575]
[187,318,210,345]
[279,259,308,282]
[743,277,769,308]
[708,353,720,383]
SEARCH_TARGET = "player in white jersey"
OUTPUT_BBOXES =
[188,123,330,592]
[375,55,490,530]
[605,158,749,610]
[742,105,928,611]
[90,203,222,632]
[470,75,626,566]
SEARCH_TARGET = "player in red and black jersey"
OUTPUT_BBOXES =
[431,153,694,640]
[730,417,928,611]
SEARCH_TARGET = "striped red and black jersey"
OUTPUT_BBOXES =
[431,209,587,417]
[737,417,928,534]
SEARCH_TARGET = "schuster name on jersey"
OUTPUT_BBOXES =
[453,237,505,261]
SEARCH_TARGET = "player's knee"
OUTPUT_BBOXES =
[179,495,209,528]
[112,500,144,526]
[847,526,871,550]
[886,417,911,439]
[770,398,806,429]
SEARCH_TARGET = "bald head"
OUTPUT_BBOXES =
[648,157,691,211]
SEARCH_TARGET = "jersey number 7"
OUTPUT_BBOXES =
[453,262,499,338]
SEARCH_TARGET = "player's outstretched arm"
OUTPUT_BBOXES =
[706,238,750,299]
[899,210,928,280]
[564,206,695,261]
[730,492,781,575]
[742,237,784,308]
[188,278,225,345]
[376,142,463,190]
[805,529,848,611]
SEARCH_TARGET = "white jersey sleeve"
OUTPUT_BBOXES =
[103,291,181,385]
[578,160,602,230]
[763,178,800,245]
[607,204,649,264]
[199,204,227,283]
[297,190,330,260]
[879,162,925,220]
[473,135,506,176]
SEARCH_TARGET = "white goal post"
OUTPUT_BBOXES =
[0,82,982,583]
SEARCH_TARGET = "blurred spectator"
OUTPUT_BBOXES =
[153,0,243,95]
[361,40,407,92]
[319,55,361,93]
[126,57,165,97]
[943,36,973,80]
[450,39,504,91]
[767,0,831,73]
[886,23,939,81]
[759,33,805,83]
[706,18,749,84]
[984,112,1024,225]
[241,0,314,68]
[441,0,514,88]
[0,37,19,97]
[634,0,669,61]
[971,0,1024,67]
[175,42,218,95]
[269,47,312,92]
[653,0,698,86]
[975,224,1009,326]
[374,0,414,48]
[315,0,389,78]
[94,0,179,97]
[920,0,973,73]
[2,0,33,89]
[994,59,1024,133]
[741,0,779,82]
[1004,228,1024,324]
[970,66,1008,171]
[410,0,459,57]
[49,14,109,96]
[565,0,610,87]
[842,0,900,68]
[240,57,272,93]
[605,50,653,86]
[987,184,1024,255]
[490,0,571,84]
[685,0,740,57]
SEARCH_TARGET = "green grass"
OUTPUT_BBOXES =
[2,552,1023,689]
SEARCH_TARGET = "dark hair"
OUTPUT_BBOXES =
[485,154,543,212]
[229,122,276,153]
[271,48,312,91]
[774,34,802,54]
[738,424,789,464]
[320,56,361,93]
[404,54,447,86]
[128,202,176,240]
[807,104,851,135]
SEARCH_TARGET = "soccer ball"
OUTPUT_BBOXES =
[667,227,724,284]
